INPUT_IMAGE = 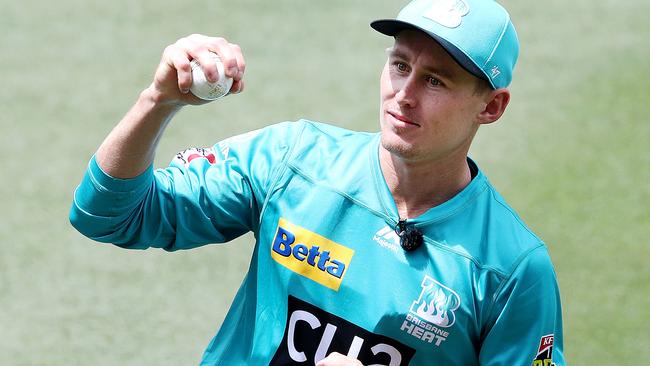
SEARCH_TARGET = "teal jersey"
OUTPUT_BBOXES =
[70,120,564,366]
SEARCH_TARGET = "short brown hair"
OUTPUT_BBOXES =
[473,77,492,95]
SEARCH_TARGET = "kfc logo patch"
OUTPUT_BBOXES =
[532,334,556,366]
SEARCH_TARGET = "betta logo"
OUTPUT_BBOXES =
[271,218,354,291]
[410,276,460,328]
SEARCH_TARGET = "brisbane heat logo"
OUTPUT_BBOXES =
[400,276,461,346]
[411,276,460,328]
[271,218,354,291]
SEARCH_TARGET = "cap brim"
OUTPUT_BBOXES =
[371,19,491,87]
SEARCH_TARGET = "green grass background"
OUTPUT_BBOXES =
[2,0,648,364]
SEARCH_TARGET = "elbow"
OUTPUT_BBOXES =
[68,199,155,250]
[68,192,122,243]
[68,202,105,241]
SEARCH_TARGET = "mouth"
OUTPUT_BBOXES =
[386,110,420,127]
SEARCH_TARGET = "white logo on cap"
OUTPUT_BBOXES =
[490,66,501,79]
[423,0,470,28]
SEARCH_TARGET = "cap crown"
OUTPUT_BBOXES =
[376,0,519,88]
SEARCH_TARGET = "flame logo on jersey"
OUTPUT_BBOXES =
[410,276,461,328]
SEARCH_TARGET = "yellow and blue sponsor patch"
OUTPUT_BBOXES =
[271,218,354,291]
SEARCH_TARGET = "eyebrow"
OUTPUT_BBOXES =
[386,47,455,81]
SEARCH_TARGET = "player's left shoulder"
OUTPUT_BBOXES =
[477,177,556,272]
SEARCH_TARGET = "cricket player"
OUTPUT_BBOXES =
[70,0,565,365]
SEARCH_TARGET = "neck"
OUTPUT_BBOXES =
[379,147,472,219]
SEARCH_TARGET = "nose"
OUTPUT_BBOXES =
[394,75,417,108]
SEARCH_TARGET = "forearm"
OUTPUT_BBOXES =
[95,34,245,179]
[95,86,182,178]
[71,34,247,247]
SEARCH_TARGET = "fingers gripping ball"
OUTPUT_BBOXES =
[189,53,233,100]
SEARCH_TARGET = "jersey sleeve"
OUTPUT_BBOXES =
[69,121,304,251]
[478,245,565,366]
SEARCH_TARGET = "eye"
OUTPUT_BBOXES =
[392,61,409,74]
[427,76,442,87]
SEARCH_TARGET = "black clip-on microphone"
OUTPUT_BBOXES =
[395,219,423,251]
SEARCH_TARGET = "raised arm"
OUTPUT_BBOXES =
[69,35,255,250]
[96,34,246,178]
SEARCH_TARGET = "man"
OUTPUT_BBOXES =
[70,0,564,365]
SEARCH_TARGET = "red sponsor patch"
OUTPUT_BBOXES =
[538,335,554,353]
[174,147,218,167]
[187,152,216,164]
[531,334,555,366]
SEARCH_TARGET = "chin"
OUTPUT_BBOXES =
[380,133,421,160]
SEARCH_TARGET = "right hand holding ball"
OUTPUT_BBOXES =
[190,52,234,100]
[149,34,244,106]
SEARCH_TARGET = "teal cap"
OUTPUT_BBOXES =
[371,0,519,89]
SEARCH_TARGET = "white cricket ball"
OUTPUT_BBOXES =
[189,53,233,100]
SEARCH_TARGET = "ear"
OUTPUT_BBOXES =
[477,88,510,125]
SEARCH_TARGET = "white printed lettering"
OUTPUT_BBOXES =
[288,310,321,362]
